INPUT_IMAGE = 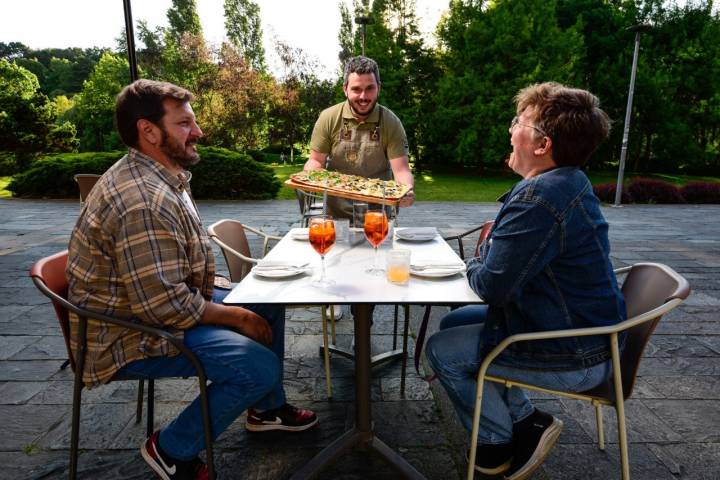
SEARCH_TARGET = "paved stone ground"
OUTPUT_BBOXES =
[1,198,718,480]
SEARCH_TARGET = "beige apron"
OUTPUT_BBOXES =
[326,107,392,220]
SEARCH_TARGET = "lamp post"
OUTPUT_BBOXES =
[614,23,651,206]
[354,6,374,56]
[122,0,139,82]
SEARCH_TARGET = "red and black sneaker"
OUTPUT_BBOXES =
[246,403,318,432]
[141,431,208,480]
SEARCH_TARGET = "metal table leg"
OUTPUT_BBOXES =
[291,304,425,480]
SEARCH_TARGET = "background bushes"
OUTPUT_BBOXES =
[593,178,719,204]
[7,146,281,200]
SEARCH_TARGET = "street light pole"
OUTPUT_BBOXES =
[614,24,651,206]
[122,0,139,82]
[354,1,374,56]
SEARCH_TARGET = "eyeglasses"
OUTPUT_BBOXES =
[510,116,548,137]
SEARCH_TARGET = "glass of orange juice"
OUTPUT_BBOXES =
[386,249,411,285]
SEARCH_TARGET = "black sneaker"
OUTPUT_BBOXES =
[504,409,563,480]
[246,403,318,432]
[141,431,208,480]
[466,443,514,475]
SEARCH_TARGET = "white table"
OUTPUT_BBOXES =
[224,228,483,479]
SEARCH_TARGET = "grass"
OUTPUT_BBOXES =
[0,176,11,198]
[2,168,718,202]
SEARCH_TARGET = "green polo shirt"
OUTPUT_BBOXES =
[310,101,409,160]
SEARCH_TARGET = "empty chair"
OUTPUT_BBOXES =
[73,174,101,208]
[466,262,690,480]
[30,250,216,480]
[295,189,325,227]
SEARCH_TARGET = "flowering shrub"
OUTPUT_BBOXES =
[593,182,633,203]
[627,178,685,204]
[679,182,720,204]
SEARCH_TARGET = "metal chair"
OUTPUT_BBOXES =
[73,174,101,208]
[207,219,342,398]
[467,262,691,480]
[30,250,216,480]
[295,189,324,227]
[414,221,495,379]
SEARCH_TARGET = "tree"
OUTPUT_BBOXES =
[224,0,266,71]
[0,59,77,170]
[269,39,335,161]
[427,0,584,170]
[71,52,130,151]
[166,0,203,42]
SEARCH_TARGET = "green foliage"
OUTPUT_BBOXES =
[71,52,129,151]
[224,0,266,71]
[0,60,78,170]
[7,151,123,197]
[7,147,280,200]
[188,146,281,199]
[167,0,204,42]
[427,0,584,170]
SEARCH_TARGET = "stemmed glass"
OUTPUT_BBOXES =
[363,205,389,276]
[308,215,336,287]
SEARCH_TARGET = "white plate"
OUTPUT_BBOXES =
[395,228,438,242]
[410,266,466,278]
[290,228,309,241]
[252,267,308,278]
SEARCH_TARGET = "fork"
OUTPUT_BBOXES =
[254,262,310,271]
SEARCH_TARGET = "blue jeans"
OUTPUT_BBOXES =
[425,305,611,445]
[117,288,286,460]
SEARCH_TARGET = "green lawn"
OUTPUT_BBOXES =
[269,165,719,203]
[2,169,718,202]
[0,177,11,198]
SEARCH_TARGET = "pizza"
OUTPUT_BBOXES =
[289,170,411,200]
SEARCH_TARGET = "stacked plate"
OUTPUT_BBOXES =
[290,228,309,241]
[409,259,466,278]
[252,260,310,278]
[395,227,438,242]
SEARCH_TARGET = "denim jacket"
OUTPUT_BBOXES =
[467,167,626,370]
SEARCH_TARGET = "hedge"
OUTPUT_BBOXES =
[7,146,281,200]
[593,178,719,204]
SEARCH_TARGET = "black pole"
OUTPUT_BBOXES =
[123,0,139,82]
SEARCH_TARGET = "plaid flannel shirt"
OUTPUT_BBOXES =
[66,148,215,387]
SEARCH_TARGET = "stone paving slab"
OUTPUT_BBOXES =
[1,199,718,479]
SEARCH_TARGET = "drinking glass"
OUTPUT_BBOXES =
[386,249,411,285]
[363,206,389,276]
[308,215,336,287]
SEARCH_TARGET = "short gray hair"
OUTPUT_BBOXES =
[343,56,380,85]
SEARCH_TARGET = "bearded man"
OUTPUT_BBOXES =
[66,79,317,480]
[304,56,415,219]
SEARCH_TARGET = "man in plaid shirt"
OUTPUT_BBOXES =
[66,79,317,480]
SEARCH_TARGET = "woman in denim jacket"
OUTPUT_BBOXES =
[426,82,626,480]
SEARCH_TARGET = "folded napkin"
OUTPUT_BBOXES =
[396,227,438,240]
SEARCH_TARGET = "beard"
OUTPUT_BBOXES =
[158,128,200,169]
[347,96,377,117]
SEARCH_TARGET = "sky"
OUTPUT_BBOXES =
[0,0,447,79]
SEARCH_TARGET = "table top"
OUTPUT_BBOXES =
[223,228,484,306]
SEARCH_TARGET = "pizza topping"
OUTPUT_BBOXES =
[290,170,411,200]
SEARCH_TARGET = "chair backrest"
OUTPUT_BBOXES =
[29,250,76,371]
[73,174,101,206]
[207,219,254,282]
[446,220,494,260]
[617,262,690,399]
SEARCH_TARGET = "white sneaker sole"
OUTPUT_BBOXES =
[140,440,172,480]
[505,418,563,480]
[246,416,319,432]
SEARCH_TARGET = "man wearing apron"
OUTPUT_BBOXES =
[304,56,415,220]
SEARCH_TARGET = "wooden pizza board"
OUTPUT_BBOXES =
[284,179,402,207]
